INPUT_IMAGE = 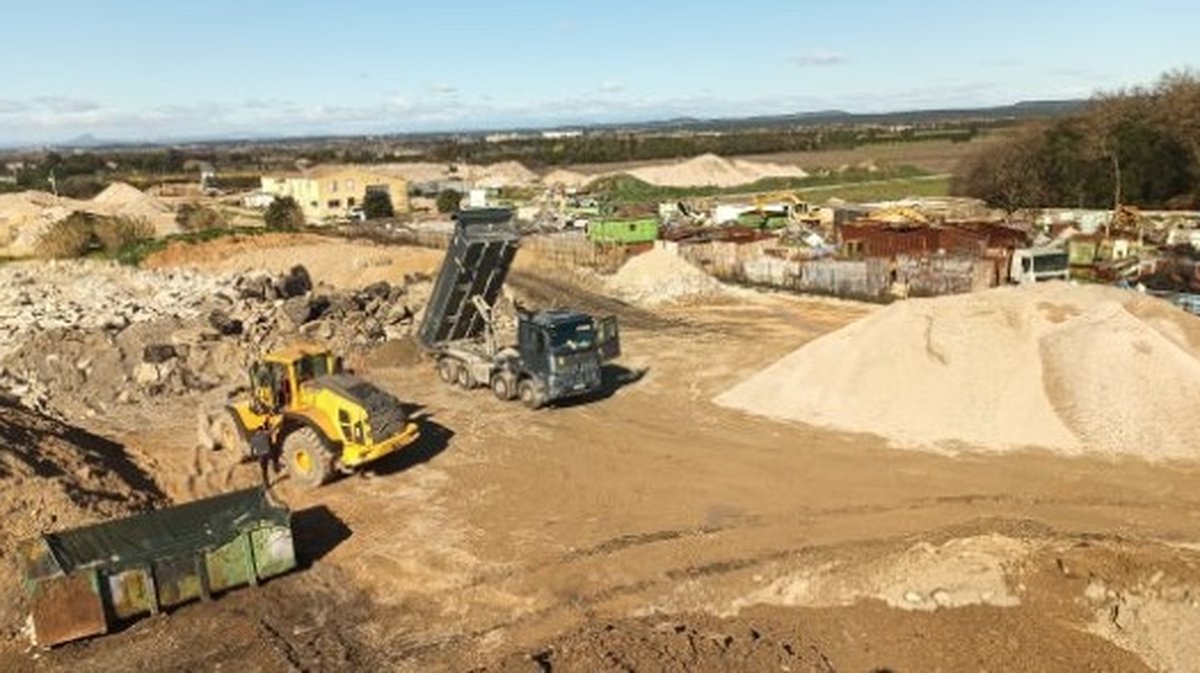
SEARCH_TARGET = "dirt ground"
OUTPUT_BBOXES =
[5,236,1200,672]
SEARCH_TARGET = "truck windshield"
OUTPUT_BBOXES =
[550,321,595,353]
[1033,252,1068,273]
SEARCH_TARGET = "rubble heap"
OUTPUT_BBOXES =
[0,261,429,418]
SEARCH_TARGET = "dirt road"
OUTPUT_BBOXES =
[8,256,1200,671]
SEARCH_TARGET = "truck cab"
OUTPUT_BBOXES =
[514,309,620,406]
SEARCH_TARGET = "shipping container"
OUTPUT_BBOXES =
[18,487,295,647]
[586,218,659,245]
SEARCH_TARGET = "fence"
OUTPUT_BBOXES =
[678,240,998,300]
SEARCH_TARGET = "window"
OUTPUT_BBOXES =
[328,199,341,208]
[329,180,338,192]
[347,197,356,207]
[309,201,318,208]
[346,179,355,191]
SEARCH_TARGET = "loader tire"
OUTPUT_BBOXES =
[518,379,544,410]
[283,427,332,488]
[212,409,249,459]
[437,358,458,385]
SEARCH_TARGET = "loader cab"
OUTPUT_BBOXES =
[250,344,338,411]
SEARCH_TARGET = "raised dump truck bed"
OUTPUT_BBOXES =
[418,208,520,349]
[18,487,295,647]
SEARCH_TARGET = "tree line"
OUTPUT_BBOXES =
[953,71,1200,212]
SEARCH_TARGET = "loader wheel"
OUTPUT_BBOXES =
[456,365,475,390]
[283,428,332,488]
[491,373,515,401]
[212,410,248,459]
[518,379,543,410]
[437,358,458,385]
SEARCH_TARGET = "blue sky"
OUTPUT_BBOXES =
[1,0,1196,144]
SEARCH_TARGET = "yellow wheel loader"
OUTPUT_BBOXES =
[200,343,420,487]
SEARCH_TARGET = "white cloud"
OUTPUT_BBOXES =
[428,82,457,95]
[599,80,625,94]
[792,51,847,68]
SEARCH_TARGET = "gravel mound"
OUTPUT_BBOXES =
[626,153,808,188]
[606,246,726,307]
[716,282,1200,459]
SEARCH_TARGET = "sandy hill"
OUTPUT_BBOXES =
[625,153,808,188]
[716,282,1200,460]
[541,168,592,189]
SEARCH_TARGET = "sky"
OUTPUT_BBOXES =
[0,0,1196,145]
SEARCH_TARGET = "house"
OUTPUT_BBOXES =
[260,165,409,222]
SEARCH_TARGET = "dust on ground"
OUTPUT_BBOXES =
[4,236,1200,672]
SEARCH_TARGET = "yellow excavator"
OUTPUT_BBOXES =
[200,343,420,487]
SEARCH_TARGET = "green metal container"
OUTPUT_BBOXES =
[586,218,659,244]
[18,487,295,647]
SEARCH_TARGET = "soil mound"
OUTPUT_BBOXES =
[606,246,726,307]
[716,282,1200,459]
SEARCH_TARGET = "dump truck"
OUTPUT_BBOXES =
[201,343,420,487]
[18,487,294,647]
[417,208,621,408]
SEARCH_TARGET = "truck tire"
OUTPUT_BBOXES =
[518,379,544,410]
[283,427,332,488]
[456,365,475,389]
[437,358,458,385]
[491,373,515,401]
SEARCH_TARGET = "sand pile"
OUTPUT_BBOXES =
[716,282,1200,460]
[89,182,178,236]
[541,168,592,189]
[607,245,726,306]
[468,160,539,189]
[0,191,77,256]
[626,153,808,188]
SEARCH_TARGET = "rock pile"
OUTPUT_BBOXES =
[0,261,429,420]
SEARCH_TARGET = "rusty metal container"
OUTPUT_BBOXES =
[18,487,294,647]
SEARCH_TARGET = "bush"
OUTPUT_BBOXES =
[436,189,463,214]
[94,217,154,254]
[264,196,305,230]
[175,203,229,232]
[37,213,95,259]
[37,213,154,258]
[363,189,395,219]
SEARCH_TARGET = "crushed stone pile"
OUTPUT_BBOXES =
[0,261,430,420]
[716,282,1200,460]
[626,153,808,188]
[606,246,726,307]
[0,398,164,638]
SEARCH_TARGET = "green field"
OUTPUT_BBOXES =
[797,175,952,203]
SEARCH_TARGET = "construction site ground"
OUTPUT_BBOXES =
[4,235,1200,672]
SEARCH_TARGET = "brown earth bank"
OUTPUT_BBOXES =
[3,235,1200,672]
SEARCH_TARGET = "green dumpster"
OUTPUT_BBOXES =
[18,487,295,647]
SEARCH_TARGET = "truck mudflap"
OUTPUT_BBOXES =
[18,487,295,647]
[340,421,421,469]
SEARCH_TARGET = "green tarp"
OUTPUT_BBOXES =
[41,487,288,576]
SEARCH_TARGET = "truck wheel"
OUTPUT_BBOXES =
[456,365,475,389]
[283,427,332,488]
[491,374,515,401]
[518,379,543,409]
[212,409,249,459]
[437,358,458,385]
